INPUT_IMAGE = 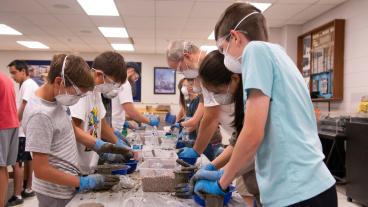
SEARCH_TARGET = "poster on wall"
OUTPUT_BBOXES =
[25,60,51,86]
[154,67,176,94]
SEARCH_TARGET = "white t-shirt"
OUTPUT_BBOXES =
[69,91,106,174]
[111,81,133,131]
[18,78,39,137]
[201,84,235,145]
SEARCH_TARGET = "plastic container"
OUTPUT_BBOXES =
[142,149,177,159]
[111,165,130,175]
[193,186,236,207]
[139,158,177,177]
[124,159,138,174]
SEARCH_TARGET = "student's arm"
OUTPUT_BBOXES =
[219,90,270,189]
[72,118,97,148]
[193,105,220,154]
[122,103,150,124]
[181,102,204,128]
[212,145,233,169]
[176,107,185,122]
[100,118,118,144]
[32,152,80,187]
[18,100,27,121]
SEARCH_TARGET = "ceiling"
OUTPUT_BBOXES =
[0,0,346,54]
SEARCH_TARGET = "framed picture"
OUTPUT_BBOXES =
[154,67,176,94]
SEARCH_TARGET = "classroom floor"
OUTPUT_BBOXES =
[8,180,363,207]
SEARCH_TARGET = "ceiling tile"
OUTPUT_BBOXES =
[89,16,124,27]
[116,0,155,17]
[35,0,84,15]
[156,17,186,29]
[291,4,336,21]
[189,1,232,18]
[263,4,310,20]
[123,16,154,29]
[24,14,61,26]
[0,0,47,13]
[127,28,155,38]
[54,14,94,27]
[156,1,194,17]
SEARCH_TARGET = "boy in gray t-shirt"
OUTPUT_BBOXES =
[23,54,119,207]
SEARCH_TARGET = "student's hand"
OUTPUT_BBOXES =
[114,130,131,147]
[194,179,226,199]
[202,163,217,171]
[172,122,181,129]
[99,153,128,164]
[148,115,160,127]
[79,174,119,192]
[177,147,199,159]
[93,139,133,158]
[192,169,224,182]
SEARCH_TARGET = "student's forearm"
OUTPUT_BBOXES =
[181,103,204,128]
[212,145,233,169]
[72,119,96,149]
[123,103,150,124]
[219,90,270,189]
[193,106,220,154]
[176,107,185,123]
[101,118,118,144]
[32,153,80,188]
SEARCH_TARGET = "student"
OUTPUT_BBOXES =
[23,54,119,207]
[166,41,235,162]
[70,51,133,175]
[7,60,39,206]
[111,62,159,135]
[195,50,260,206]
[0,72,19,207]
[194,3,336,207]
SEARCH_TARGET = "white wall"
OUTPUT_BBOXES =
[0,50,182,113]
[302,0,368,114]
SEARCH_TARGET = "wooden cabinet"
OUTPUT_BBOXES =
[297,19,345,102]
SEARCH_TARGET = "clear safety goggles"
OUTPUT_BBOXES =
[91,68,121,89]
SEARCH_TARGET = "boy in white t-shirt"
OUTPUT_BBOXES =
[111,62,160,134]
[70,51,133,174]
[8,60,39,206]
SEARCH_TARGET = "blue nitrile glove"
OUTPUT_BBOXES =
[116,138,130,148]
[99,153,127,163]
[123,121,130,129]
[202,163,217,171]
[94,138,133,158]
[114,129,123,140]
[177,147,199,159]
[172,122,181,128]
[79,174,119,192]
[93,139,107,152]
[148,115,160,127]
[194,179,226,199]
[193,169,224,182]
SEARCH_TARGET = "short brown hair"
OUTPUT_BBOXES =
[48,54,94,90]
[214,3,268,42]
[92,51,127,84]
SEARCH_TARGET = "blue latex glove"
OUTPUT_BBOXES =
[148,116,160,127]
[194,179,226,199]
[114,130,123,140]
[99,153,128,163]
[172,122,181,128]
[93,139,107,152]
[123,121,130,129]
[177,147,199,159]
[116,138,130,148]
[79,174,119,192]
[202,163,217,171]
[114,130,131,147]
[193,169,224,181]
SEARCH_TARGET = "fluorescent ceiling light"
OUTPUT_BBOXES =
[208,31,215,40]
[77,0,119,16]
[98,27,128,38]
[249,2,272,12]
[0,24,22,35]
[200,45,217,52]
[16,41,49,49]
[111,43,134,51]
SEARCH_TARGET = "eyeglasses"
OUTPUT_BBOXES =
[216,30,248,54]
[63,74,89,97]
[92,68,121,89]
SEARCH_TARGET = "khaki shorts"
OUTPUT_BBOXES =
[236,176,253,197]
[0,128,19,167]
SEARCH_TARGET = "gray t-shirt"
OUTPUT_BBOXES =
[23,96,80,199]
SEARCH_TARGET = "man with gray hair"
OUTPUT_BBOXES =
[166,40,235,162]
